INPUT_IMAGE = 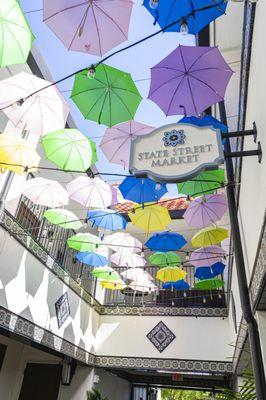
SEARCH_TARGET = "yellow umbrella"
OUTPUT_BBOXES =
[129,203,171,234]
[100,279,126,290]
[191,226,228,247]
[0,132,40,174]
[156,266,186,282]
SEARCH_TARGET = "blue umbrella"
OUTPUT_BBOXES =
[143,0,227,35]
[76,251,108,267]
[211,261,225,277]
[179,115,227,133]
[118,176,167,203]
[163,280,190,290]
[194,266,214,280]
[145,231,187,252]
[87,209,127,231]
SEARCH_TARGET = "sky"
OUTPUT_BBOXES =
[20,0,195,197]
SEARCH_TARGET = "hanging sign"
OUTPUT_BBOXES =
[129,123,224,183]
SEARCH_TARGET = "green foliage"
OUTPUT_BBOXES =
[215,370,256,400]
[160,388,210,399]
[86,388,108,400]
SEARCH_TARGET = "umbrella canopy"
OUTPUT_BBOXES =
[0,0,34,67]
[148,45,233,116]
[43,0,133,57]
[0,72,69,136]
[42,129,98,172]
[71,64,142,127]
[110,252,146,268]
[87,209,127,231]
[0,132,40,174]
[195,278,224,290]
[163,280,190,290]
[180,115,227,134]
[67,232,99,252]
[92,266,120,281]
[184,193,228,228]
[189,245,226,267]
[22,177,68,207]
[177,169,225,196]
[194,266,214,280]
[149,252,181,267]
[103,232,142,253]
[129,204,171,234]
[191,227,229,247]
[119,177,167,204]
[100,279,126,290]
[121,268,152,282]
[43,208,82,230]
[156,266,186,283]
[143,0,226,34]
[75,252,108,267]
[129,281,157,293]
[145,231,187,252]
[211,262,225,277]
[66,176,113,209]
[100,120,154,167]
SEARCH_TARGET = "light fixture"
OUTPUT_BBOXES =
[180,19,188,35]
[87,65,96,79]
[61,358,77,386]
[149,0,159,9]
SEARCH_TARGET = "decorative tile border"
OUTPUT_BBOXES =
[95,305,228,318]
[232,317,248,372]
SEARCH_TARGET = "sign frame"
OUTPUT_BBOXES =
[129,123,224,183]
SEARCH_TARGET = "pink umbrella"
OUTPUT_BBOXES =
[189,245,226,268]
[100,120,154,168]
[184,194,227,228]
[43,0,133,56]
[110,252,146,268]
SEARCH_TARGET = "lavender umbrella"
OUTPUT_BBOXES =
[184,193,227,228]
[189,245,226,268]
[148,45,233,116]
[43,0,133,56]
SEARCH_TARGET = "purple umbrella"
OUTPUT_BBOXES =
[189,245,226,268]
[184,193,227,228]
[148,45,233,116]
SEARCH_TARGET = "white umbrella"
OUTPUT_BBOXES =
[103,232,142,253]
[121,268,152,282]
[129,281,157,293]
[22,177,68,207]
[0,72,69,136]
[66,176,113,209]
[110,252,146,268]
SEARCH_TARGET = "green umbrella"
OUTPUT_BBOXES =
[195,278,224,290]
[42,129,98,172]
[149,251,181,267]
[177,169,225,197]
[92,267,120,281]
[71,64,142,127]
[0,0,34,67]
[67,233,100,252]
[43,209,83,230]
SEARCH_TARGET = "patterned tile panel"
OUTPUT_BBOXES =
[147,321,176,353]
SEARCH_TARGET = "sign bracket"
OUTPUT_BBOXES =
[224,141,262,163]
[223,122,257,142]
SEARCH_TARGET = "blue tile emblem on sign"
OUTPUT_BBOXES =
[163,129,186,147]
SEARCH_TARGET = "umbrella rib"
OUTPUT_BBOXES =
[153,66,185,74]
[84,90,107,119]
[93,3,128,39]
[189,74,224,99]
[186,76,198,115]
[91,5,103,56]
[43,2,89,21]
[0,22,4,64]
[187,47,217,72]
[111,86,141,97]
[3,2,18,18]
[111,89,135,118]
[165,76,187,116]
[149,75,184,97]
[67,5,90,50]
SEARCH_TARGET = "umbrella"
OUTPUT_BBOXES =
[211,262,225,277]
[66,176,113,209]
[179,115,227,134]
[67,232,100,252]
[100,120,154,168]
[87,209,127,232]
[119,177,167,204]
[110,252,146,268]
[149,252,181,267]
[184,193,228,228]
[22,177,68,207]
[42,129,98,172]
[148,45,233,116]
[0,132,40,174]
[195,278,224,290]
[0,0,34,67]
[156,266,186,282]
[129,281,157,293]
[163,280,190,290]
[43,208,82,230]
[177,169,225,196]
[191,227,229,247]
[103,232,142,253]
[143,0,226,34]
[121,268,152,282]
[189,245,226,267]
[0,72,69,136]
[71,64,142,127]
[92,266,120,281]
[129,204,171,234]
[100,279,126,290]
[145,231,187,252]
[75,252,108,267]
[43,0,133,57]
[194,267,214,280]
